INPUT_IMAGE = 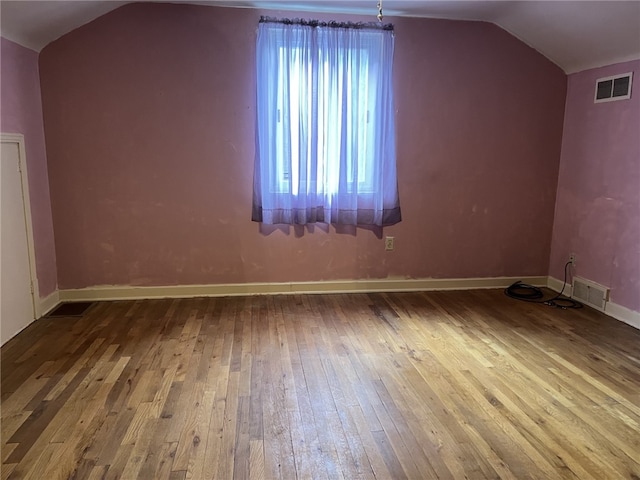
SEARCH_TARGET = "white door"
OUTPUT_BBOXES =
[1,135,37,345]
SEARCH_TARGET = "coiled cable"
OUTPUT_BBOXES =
[505,261,583,309]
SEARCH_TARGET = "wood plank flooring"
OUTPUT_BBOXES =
[1,290,639,479]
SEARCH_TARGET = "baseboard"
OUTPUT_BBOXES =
[32,275,637,334]
[57,276,548,303]
[605,302,640,330]
[547,276,639,330]
[38,290,60,318]
[36,275,640,330]
[547,276,573,297]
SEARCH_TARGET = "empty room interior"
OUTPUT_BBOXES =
[1,0,639,478]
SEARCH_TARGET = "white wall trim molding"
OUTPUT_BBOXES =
[57,276,547,303]
[602,301,640,330]
[547,276,573,297]
[38,290,60,318]
[1,133,40,320]
[37,276,638,331]
[548,276,639,330]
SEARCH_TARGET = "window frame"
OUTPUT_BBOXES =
[594,72,633,103]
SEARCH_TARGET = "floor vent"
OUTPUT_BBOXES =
[47,302,94,317]
[572,277,609,310]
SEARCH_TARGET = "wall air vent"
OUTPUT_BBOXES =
[594,72,633,103]
[572,276,610,311]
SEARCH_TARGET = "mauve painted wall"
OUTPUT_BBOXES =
[39,3,566,289]
[1,37,58,297]
[549,60,640,313]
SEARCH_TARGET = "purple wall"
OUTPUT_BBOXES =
[550,60,640,312]
[39,3,566,289]
[1,37,58,297]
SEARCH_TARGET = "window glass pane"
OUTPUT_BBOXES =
[276,43,375,195]
[613,76,630,97]
[596,79,613,100]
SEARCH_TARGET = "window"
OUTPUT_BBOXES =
[252,18,401,226]
[273,44,376,195]
[594,72,633,103]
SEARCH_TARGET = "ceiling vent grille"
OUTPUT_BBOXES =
[572,276,610,311]
[594,72,633,103]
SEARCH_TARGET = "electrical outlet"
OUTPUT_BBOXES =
[385,236,395,251]
[569,253,576,266]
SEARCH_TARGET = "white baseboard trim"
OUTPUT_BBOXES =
[2,291,59,346]
[547,276,573,297]
[37,275,640,330]
[57,276,547,303]
[547,276,639,330]
[38,290,60,318]
[604,302,640,330]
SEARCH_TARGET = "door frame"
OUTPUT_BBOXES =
[1,132,39,319]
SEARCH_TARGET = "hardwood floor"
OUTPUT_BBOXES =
[1,290,639,479]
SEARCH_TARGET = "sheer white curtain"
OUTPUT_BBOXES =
[252,18,401,226]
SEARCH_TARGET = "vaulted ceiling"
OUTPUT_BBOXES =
[1,1,639,74]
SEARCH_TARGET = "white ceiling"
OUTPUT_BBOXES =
[1,0,639,73]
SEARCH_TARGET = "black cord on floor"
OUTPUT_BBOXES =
[505,261,583,309]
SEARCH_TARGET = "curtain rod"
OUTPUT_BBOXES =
[259,16,394,31]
